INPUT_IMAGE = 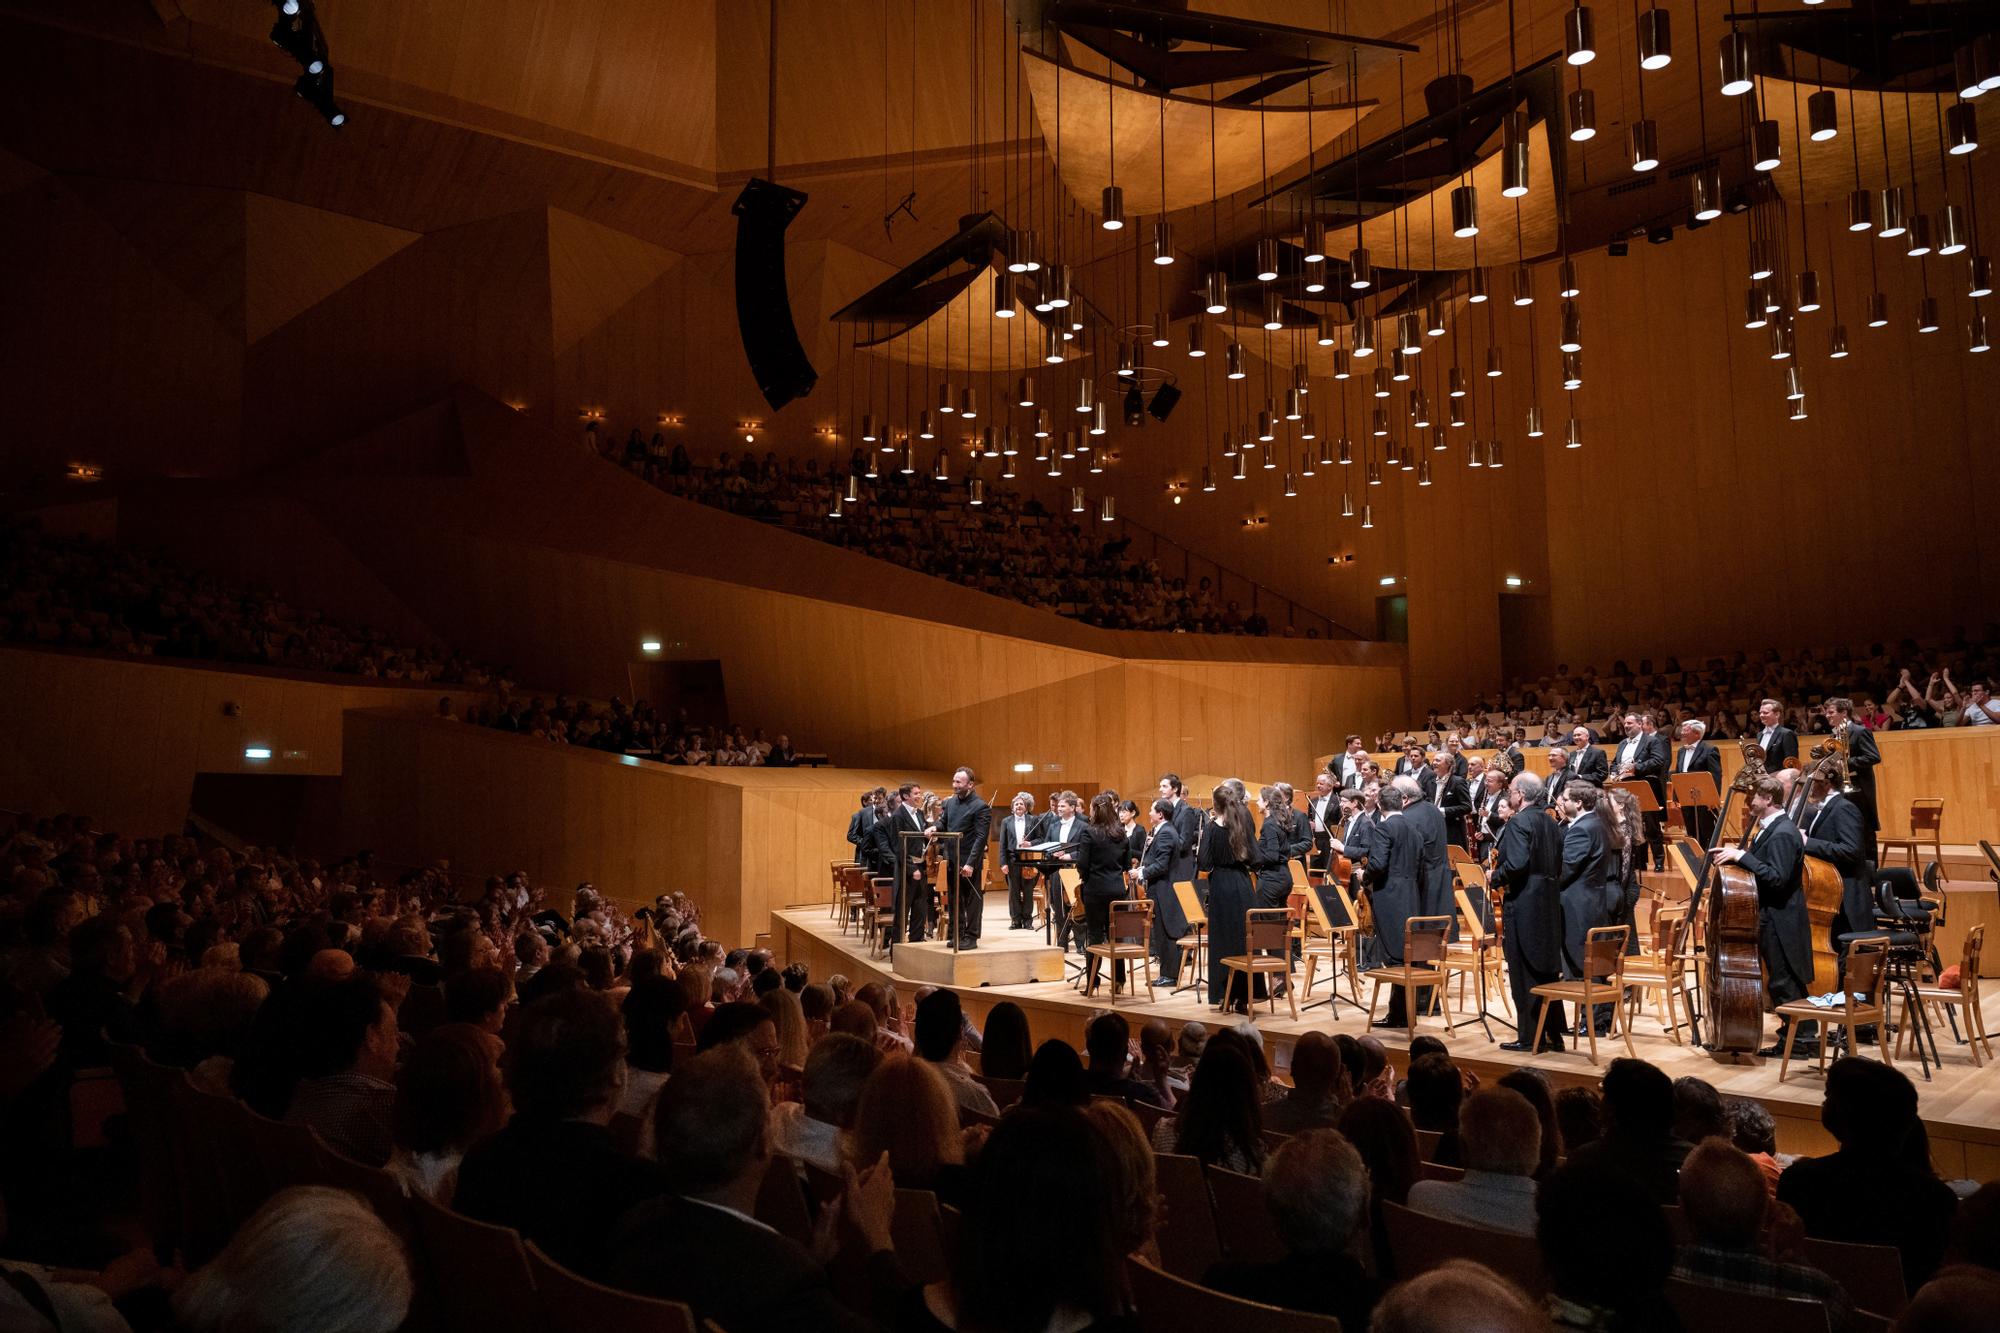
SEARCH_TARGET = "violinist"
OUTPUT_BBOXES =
[1493,772,1566,1053]
[1672,720,1723,844]
[1712,774,1816,1058]
[1469,768,1508,862]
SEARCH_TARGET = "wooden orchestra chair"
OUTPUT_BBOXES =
[1899,923,1992,1067]
[527,1243,698,1333]
[1877,798,1944,871]
[1447,844,1481,873]
[1219,907,1296,1019]
[1527,925,1638,1064]
[1779,941,1892,1081]
[1085,898,1156,1002]
[1441,884,1509,1019]
[1362,915,1455,1040]
[1622,906,1696,1044]
[828,860,855,921]
[863,874,898,957]
[1172,881,1208,995]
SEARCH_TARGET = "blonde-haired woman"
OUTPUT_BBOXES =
[847,1055,971,1207]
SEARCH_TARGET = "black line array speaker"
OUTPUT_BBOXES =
[1147,382,1182,422]
[731,177,818,411]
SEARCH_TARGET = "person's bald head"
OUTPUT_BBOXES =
[307,948,355,982]
[1370,1259,1547,1333]
[1679,1139,1768,1251]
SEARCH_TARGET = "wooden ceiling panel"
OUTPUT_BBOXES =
[244,192,421,343]
[64,176,247,339]
[545,207,681,356]
[1764,78,1959,209]
[857,267,1056,372]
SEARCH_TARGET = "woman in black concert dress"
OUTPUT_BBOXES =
[1078,792,1132,994]
[1253,785,1300,910]
[1202,785,1265,1011]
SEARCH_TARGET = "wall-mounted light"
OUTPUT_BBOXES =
[1378,576,1399,587]
[1012,762,1035,773]
[244,746,273,761]
[640,639,663,652]
[1505,576,1525,588]
[65,462,104,482]
[657,412,684,427]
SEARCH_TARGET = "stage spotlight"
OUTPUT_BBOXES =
[294,71,345,127]
[1123,385,1145,427]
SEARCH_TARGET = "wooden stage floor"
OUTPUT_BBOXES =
[771,897,2000,1182]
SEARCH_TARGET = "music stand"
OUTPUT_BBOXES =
[1669,772,1722,844]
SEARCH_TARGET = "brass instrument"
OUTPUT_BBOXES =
[1807,728,1858,796]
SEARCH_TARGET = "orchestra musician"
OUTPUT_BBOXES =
[1418,753,1473,851]
[1492,772,1567,1053]
[1077,792,1131,993]
[1394,744,1427,779]
[1330,736,1371,790]
[1132,798,1190,985]
[1394,775,1455,924]
[861,788,903,888]
[1602,786,1646,957]
[1304,772,1340,870]
[846,788,884,856]
[1253,786,1297,910]
[938,768,991,949]
[1753,698,1800,772]
[1362,783,1426,1027]
[1443,733,1470,778]
[1201,784,1265,1013]
[998,792,1042,930]
[1117,799,1146,868]
[1820,697,1882,845]
[886,784,932,945]
[1469,768,1508,862]
[1041,791,1087,952]
[1610,710,1670,874]
[1673,719,1724,845]
[1712,774,1817,1058]
[1501,728,1528,778]
[1568,726,1610,784]
[1799,766,1874,951]
[1159,774,1205,889]
[1556,782,1618,1036]
[1542,747,1573,809]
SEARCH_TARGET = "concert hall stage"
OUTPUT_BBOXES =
[771,895,2000,1184]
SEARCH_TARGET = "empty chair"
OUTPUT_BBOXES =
[1085,898,1156,1001]
[1875,799,1944,871]
[1172,881,1209,994]
[1362,915,1455,1040]
[1899,923,1992,1068]
[1663,1277,1831,1333]
[1800,1236,1909,1317]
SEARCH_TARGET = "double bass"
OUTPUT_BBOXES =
[1696,744,1770,1054]
[1791,736,1856,999]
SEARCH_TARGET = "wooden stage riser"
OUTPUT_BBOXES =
[773,904,2000,1184]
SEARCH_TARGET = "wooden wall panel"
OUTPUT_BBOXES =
[0,648,449,834]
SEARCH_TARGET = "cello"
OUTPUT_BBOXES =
[1790,736,1856,999]
[1694,744,1771,1054]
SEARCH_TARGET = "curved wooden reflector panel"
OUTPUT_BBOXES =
[854,267,1058,372]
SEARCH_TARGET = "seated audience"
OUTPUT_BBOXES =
[1671,1076,1730,1146]
[1261,1030,1346,1134]
[1078,1100,1160,1267]
[1566,1058,1689,1205]
[1496,1068,1561,1180]
[282,974,399,1167]
[1149,1034,1264,1173]
[914,989,998,1116]
[1777,1057,1959,1290]
[607,1047,905,1333]
[1132,1018,1181,1110]
[387,1023,507,1204]
[847,1055,970,1206]
[694,1000,784,1095]
[1405,1051,1466,1167]
[1370,1260,1550,1333]
[1727,1097,1785,1195]
[1203,1130,1381,1329]
[1538,1160,1681,1331]
[977,1000,1032,1082]
[772,1033,880,1174]
[1407,1087,1543,1237]
[453,988,668,1277]
[1338,1094,1421,1270]
[172,1187,411,1332]
[1081,1011,1165,1109]
[1021,1039,1089,1109]
[1672,1140,1859,1333]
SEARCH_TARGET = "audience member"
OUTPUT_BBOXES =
[914,989,998,1116]
[1078,1100,1160,1266]
[1671,1076,1730,1146]
[1673,1140,1859,1333]
[772,1033,880,1175]
[1150,1035,1264,1173]
[1369,1260,1549,1333]
[172,1187,412,1333]
[387,1023,507,1204]
[1021,1040,1089,1109]
[1262,1031,1347,1134]
[1081,1011,1165,1109]
[1203,1130,1381,1329]
[1497,1068,1561,1180]
[1405,1052,1466,1167]
[1566,1058,1688,1204]
[1408,1087,1543,1237]
[977,1001,1032,1081]
[1340,1094,1421,1270]
[848,1055,970,1206]
[1538,1160,1681,1331]
[282,974,399,1166]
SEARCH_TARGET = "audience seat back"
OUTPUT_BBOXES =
[526,1241,698,1333]
[243,1106,329,1196]
[1800,1237,1909,1316]
[184,1079,276,1244]
[1663,1277,1831,1333]
[107,1042,182,1251]
[1124,1256,1343,1333]
[1381,1199,1547,1297]
[406,1192,542,1333]
[162,1067,236,1263]
[1203,1165,1286,1265]
[1150,1153,1224,1281]
[891,1188,951,1286]
[754,1156,816,1246]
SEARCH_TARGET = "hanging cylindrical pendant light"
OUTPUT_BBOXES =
[1410,389,1431,428]
[1789,396,1808,421]
[1417,457,1434,486]
[864,450,880,479]
[1005,229,1030,274]
[932,447,950,481]
[1501,111,1531,197]
[1744,288,1770,329]
[1043,327,1066,365]
[1488,440,1506,468]
[1261,290,1285,331]
[1226,342,1247,379]
[1629,119,1660,172]
[1150,318,1170,349]
[1284,389,1303,422]
[1349,245,1373,290]
[1807,89,1838,141]
[1116,342,1136,378]
[1020,229,1041,273]
[1203,271,1229,315]
[1070,486,1086,512]
[1255,238,1280,282]
[999,453,1016,479]
[1339,437,1354,464]
[1448,395,1469,427]
[1468,268,1490,303]
[1090,401,1108,435]
[1392,349,1412,382]
[1948,102,1980,156]
[1971,312,1993,352]
[1370,406,1390,437]
[1426,301,1448,337]
[899,438,916,474]
[1749,238,1776,281]
[1751,119,1782,172]
[1333,348,1351,380]
[1151,220,1175,265]
[992,271,1015,318]
[1303,219,1329,264]
[1431,427,1448,451]
[1221,429,1237,458]
[1718,30,1754,96]
[1367,460,1384,486]
[916,409,937,441]
[1867,292,1890,326]
[1526,403,1545,437]
[828,491,844,518]
[1564,4,1596,64]
[1557,259,1581,298]
[1784,365,1805,400]
[1567,87,1597,141]
[1383,438,1400,468]
[1559,301,1583,352]
[1075,378,1095,414]
[1451,184,1479,237]
[1046,263,1072,309]
[1958,45,1987,99]
[1397,312,1422,355]
[1232,452,1248,481]
[1293,361,1309,392]
[1692,165,1723,221]
[959,386,978,418]
[1638,5,1671,69]
[1361,501,1374,528]
[844,474,861,504]
[980,425,999,458]
[1939,205,1970,256]
[1768,319,1795,360]
[1060,429,1078,459]
[1847,188,1874,232]
[1828,325,1849,359]
[1919,297,1942,333]
[1100,184,1125,230]
[1302,413,1318,441]
[1795,271,1821,313]
[1016,376,1036,408]
[1971,254,1995,298]
[967,477,985,506]
[1100,496,1116,522]
[1186,321,1208,357]
[1879,187,1907,238]
[1511,266,1535,306]
[1341,490,1355,517]
[1565,417,1584,448]
[1025,415,1043,446]
[1372,367,1392,398]
[1907,215,1934,258]
[1485,345,1505,378]
[1201,464,1216,492]
[1316,313,1338,347]
[1562,351,1583,389]
[1352,315,1375,357]
[1262,448,1278,471]
[1467,438,1485,468]
[1317,436,1334,466]
[1449,367,1468,398]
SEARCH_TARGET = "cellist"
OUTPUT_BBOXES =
[1799,764,1874,967]
[1712,774,1816,1058]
